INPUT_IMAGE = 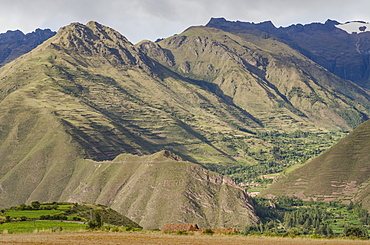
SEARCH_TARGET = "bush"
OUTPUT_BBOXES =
[5,216,11,223]
[87,220,100,230]
[52,226,63,232]
[122,227,132,231]
[31,201,41,210]
[203,228,214,235]
[110,227,120,232]
[343,226,368,238]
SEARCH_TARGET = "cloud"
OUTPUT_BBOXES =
[1,0,370,43]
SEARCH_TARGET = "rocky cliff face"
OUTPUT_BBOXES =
[53,21,156,74]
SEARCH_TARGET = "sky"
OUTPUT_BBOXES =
[1,0,369,44]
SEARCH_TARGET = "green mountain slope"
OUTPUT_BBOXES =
[0,21,261,166]
[262,119,370,209]
[141,26,370,130]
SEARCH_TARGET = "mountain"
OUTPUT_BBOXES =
[66,151,259,229]
[0,21,259,228]
[206,18,370,88]
[0,149,259,229]
[141,24,370,130]
[0,21,263,165]
[262,119,370,209]
[2,19,370,225]
[0,28,56,66]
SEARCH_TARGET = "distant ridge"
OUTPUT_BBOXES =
[207,18,370,88]
[0,28,55,66]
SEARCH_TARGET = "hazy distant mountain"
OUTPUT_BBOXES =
[0,28,55,66]
[207,18,370,88]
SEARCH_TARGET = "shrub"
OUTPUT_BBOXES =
[87,220,100,230]
[203,228,214,235]
[52,226,63,232]
[5,216,11,223]
[110,227,120,232]
[343,226,368,238]
[176,230,188,235]
[31,201,41,210]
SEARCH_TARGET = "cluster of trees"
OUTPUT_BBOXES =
[283,206,333,236]
[7,201,58,211]
[247,196,369,238]
[87,211,103,229]
[217,130,345,184]
[39,214,68,220]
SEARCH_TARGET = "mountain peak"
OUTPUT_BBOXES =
[52,21,155,71]
[56,21,130,45]
[206,17,276,33]
[206,17,228,25]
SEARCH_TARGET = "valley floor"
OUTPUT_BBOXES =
[0,231,370,245]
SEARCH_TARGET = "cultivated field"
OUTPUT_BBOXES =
[1,231,370,245]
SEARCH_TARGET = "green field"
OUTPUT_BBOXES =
[5,210,63,219]
[0,220,86,233]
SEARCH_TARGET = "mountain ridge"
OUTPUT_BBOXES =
[142,24,370,130]
[0,28,55,67]
[206,17,370,88]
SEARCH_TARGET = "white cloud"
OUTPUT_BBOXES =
[1,0,370,43]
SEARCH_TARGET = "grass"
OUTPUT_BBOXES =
[0,221,86,234]
[4,210,62,219]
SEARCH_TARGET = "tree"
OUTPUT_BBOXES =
[344,226,368,238]
[31,201,41,210]
[87,210,104,230]
[5,216,11,223]
[19,203,27,210]
[95,211,103,228]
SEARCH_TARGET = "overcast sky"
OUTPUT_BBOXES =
[1,0,369,44]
